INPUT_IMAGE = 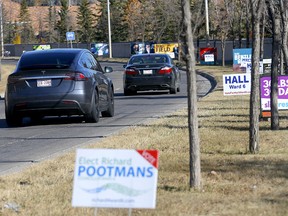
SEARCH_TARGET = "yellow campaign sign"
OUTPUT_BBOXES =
[154,43,177,54]
[13,34,21,44]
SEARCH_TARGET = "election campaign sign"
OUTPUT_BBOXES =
[246,61,263,74]
[260,75,288,110]
[233,48,252,72]
[200,47,217,65]
[72,149,159,209]
[223,73,251,95]
[153,43,178,58]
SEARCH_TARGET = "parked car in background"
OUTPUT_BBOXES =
[5,48,114,127]
[123,53,181,95]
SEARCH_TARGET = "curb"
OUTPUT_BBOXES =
[179,66,218,97]
[196,69,218,95]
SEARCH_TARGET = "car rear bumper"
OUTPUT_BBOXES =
[124,76,174,91]
[6,91,91,117]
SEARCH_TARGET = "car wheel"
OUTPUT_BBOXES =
[5,109,22,127]
[102,88,114,117]
[124,88,136,96]
[30,115,43,124]
[169,85,177,94]
[177,82,181,92]
[85,91,100,123]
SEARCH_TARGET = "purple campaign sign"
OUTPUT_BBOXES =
[260,76,288,99]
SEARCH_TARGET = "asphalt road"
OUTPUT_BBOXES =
[0,61,214,175]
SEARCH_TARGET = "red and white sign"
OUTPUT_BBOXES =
[72,149,159,209]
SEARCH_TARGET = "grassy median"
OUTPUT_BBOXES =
[0,63,288,215]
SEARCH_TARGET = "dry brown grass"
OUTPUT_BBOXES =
[0,64,288,215]
[0,64,16,95]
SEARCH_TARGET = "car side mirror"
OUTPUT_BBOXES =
[104,66,113,73]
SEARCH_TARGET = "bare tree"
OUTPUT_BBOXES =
[249,0,265,153]
[223,0,245,48]
[181,0,201,189]
[210,0,230,66]
[280,0,288,74]
[245,0,252,48]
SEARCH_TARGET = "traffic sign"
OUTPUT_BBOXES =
[66,32,75,41]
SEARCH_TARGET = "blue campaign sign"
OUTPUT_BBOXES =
[233,48,252,65]
[66,32,75,41]
[233,48,252,72]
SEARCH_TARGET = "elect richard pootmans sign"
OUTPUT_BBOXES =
[72,149,159,209]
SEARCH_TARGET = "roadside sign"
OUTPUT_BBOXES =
[66,32,75,41]
[223,73,251,96]
[72,149,159,209]
[200,47,217,65]
[233,48,252,71]
[260,75,288,110]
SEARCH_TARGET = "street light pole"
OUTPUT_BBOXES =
[107,0,112,58]
[0,0,3,57]
[0,0,4,82]
[204,0,210,46]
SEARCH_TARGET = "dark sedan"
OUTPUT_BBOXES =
[123,53,181,95]
[5,48,114,127]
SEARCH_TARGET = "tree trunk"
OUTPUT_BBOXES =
[280,0,288,74]
[246,0,251,48]
[270,16,281,130]
[260,9,265,61]
[249,0,264,153]
[221,38,226,66]
[181,0,201,189]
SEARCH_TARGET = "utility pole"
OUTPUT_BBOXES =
[0,0,4,82]
[204,0,210,46]
[107,0,112,58]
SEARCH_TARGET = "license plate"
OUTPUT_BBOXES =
[37,79,52,87]
[143,70,153,75]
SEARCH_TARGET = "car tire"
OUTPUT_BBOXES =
[30,115,43,124]
[169,85,177,94]
[102,88,114,117]
[124,88,136,96]
[85,91,100,123]
[5,109,22,127]
[177,82,181,92]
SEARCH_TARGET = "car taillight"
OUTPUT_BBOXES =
[125,68,138,75]
[65,72,88,81]
[7,76,20,84]
[159,67,172,74]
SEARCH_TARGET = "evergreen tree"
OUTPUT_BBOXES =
[46,3,57,43]
[19,0,35,43]
[94,0,108,42]
[109,0,128,42]
[56,0,70,43]
[1,4,13,44]
[95,0,128,42]
[77,0,94,44]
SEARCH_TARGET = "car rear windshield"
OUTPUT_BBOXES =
[19,53,77,70]
[129,55,168,64]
